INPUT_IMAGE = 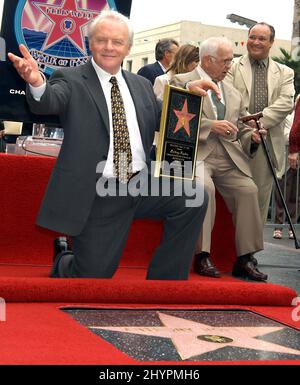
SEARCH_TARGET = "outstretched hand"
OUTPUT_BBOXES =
[187,79,221,99]
[7,44,44,87]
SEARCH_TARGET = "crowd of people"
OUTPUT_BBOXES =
[6,9,299,282]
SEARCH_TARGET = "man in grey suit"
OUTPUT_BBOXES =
[8,10,213,280]
[172,37,267,281]
[227,23,295,224]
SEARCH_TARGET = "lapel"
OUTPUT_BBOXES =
[81,61,110,134]
[122,70,146,141]
[188,68,215,119]
[222,81,233,120]
[154,61,165,77]
[239,54,252,97]
[267,58,279,104]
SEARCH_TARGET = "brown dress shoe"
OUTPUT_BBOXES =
[194,253,221,278]
[232,258,268,282]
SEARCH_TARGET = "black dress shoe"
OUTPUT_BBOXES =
[50,252,65,278]
[194,253,221,278]
[232,259,268,282]
[53,237,69,261]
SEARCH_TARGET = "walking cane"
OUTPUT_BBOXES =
[241,112,300,249]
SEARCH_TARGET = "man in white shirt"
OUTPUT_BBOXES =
[172,37,267,282]
[8,10,214,280]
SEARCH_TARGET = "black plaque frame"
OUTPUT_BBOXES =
[155,85,203,180]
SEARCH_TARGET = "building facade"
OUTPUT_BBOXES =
[125,21,292,74]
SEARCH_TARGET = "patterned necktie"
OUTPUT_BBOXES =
[211,81,225,120]
[254,60,268,113]
[110,76,132,184]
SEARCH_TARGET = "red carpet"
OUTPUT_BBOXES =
[0,154,299,365]
[0,303,299,365]
[0,266,296,306]
[0,153,297,307]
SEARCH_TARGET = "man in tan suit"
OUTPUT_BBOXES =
[227,22,295,224]
[172,37,267,281]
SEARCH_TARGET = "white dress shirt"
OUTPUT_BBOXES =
[157,61,167,73]
[30,60,146,178]
[153,72,171,100]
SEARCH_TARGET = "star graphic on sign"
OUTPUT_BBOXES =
[173,99,196,137]
[34,0,99,54]
[90,312,300,360]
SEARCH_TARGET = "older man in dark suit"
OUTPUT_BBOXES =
[137,38,179,85]
[8,10,215,280]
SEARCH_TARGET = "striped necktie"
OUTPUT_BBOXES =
[110,76,133,184]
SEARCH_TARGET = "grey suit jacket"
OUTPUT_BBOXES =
[227,54,295,170]
[171,68,255,177]
[27,61,160,235]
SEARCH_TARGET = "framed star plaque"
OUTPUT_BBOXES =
[154,85,203,180]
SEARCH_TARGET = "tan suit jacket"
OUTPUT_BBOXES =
[227,54,295,171]
[171,67,263,256]
[171,68,254,177]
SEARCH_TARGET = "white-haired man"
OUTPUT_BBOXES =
[172,37,267,281]
[8,10,218,280]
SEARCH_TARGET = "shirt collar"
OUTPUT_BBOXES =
[250,56,269,68]
[91,58,124,85]
[157,61,167,72]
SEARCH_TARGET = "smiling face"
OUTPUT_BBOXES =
[89,18,131,74]
[247,24,274,61]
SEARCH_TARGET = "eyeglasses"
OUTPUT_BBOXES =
[210,56,234,66]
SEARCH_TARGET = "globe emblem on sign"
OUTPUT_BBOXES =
[61,19,76,35]
[14,0,117,75]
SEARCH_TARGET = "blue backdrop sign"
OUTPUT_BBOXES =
[0,0,132,123]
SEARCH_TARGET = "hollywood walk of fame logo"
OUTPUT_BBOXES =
[65,309,300,362]
[173,99,196,137]
[14,0,117,75]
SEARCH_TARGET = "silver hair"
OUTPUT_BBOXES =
[88,10,134,47]
[199,37,233,60]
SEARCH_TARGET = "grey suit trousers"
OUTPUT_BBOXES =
[56,172,208,280]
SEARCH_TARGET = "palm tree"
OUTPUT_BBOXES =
[272,48,300,95]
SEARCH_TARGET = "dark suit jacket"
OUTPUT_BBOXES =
[27,61,160,236]
[137,62,165,85]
